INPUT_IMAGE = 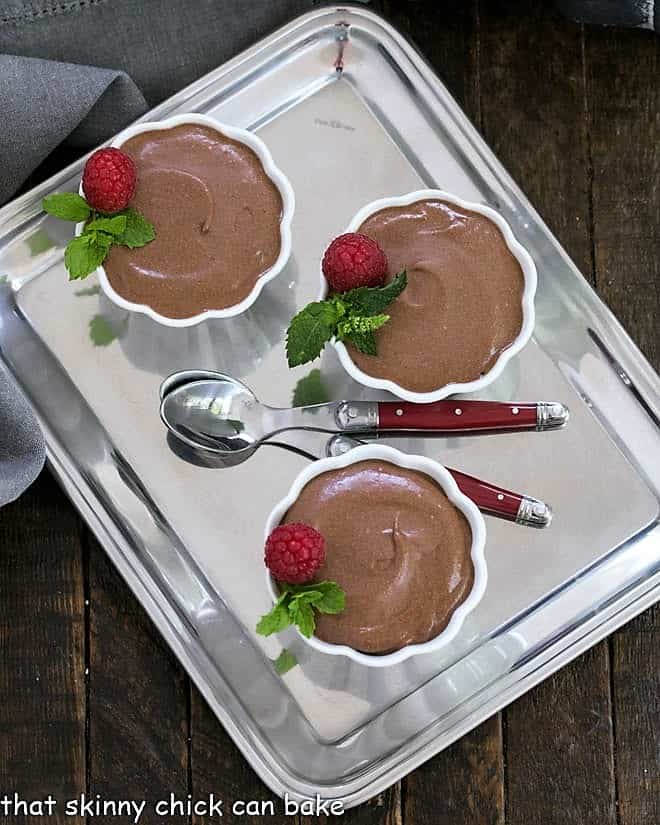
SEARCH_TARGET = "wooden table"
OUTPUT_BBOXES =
[1,2,658,822]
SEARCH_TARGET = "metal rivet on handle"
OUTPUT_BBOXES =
[454,408,462,415]
[396,409,403,416]
[497,494,504,501]
[512,407,519,415]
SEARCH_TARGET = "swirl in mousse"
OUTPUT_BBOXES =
[282,460,475,655]
[347,199,526,392]
[103,124,283,318]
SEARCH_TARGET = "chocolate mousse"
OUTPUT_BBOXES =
[103,124,283,318]
[283,460,475,655]
[348,199,525,391]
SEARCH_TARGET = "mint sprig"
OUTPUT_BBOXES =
[42,193,155,281]
[286,271,407,368]
[256,581,346,639]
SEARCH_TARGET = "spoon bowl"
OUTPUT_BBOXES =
[160,372,262,458]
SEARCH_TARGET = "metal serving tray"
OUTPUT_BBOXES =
[1,5,659,807]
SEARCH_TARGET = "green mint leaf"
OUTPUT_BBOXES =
[289,600,316,638]
[85,214,127,237]
[89,229,114,248]
[338,314,388,356]
[256,602,291,636]
[342,270,408,316]
[42,192,91,222]
[292,590,324,607]
[337,313,389,340]
[314,582,346,615]
[273,648,297,675]
[345,328,377,355]
[291,369,330,407]
[64,234,109,281]
[114,207,156,248]
[286,301,340,368]
[282,583,316,595]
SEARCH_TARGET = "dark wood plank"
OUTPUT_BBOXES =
[585,24,660,825]
[610,608,660,825]
[404,716,504,825]
[479,0,594,279]
[300,784,401,825]
[504,645,616,825]
[333,785,402,825]
[190,688,290,825]
[87,534,189,824]
[477,4,619,823]
[0,470,85,821]
[586,26,660,370]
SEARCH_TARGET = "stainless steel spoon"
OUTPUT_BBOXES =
[159,411,552,528]
[159,370,569,461]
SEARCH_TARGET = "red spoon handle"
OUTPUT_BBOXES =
[378,400,542,431]
[448,467,552,527]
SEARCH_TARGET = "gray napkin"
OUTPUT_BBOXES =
[0,55,148,205]
[0,0,317,504]
[0,362,46,507]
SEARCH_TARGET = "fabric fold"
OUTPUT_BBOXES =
[0,359,46,507]
[0,55,148,203]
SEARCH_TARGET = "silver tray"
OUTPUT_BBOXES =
[1,5,659,807]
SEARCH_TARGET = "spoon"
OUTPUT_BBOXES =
[159,407,552,528]
[159,370,569,461]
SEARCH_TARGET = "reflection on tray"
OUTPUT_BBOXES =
[73,258,298,378]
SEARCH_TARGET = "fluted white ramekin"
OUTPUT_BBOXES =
[264,444,487,668]
[319,189,537,401]
[76,113,295,327]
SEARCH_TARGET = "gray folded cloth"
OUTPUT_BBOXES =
[0,0,319,505]
[0,362,46,507]
[0,55,148,205]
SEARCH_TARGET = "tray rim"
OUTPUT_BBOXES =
[2,3,660,808]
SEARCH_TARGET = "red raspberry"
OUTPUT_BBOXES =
[322,232,388,292]
[264,523,326,584]
[82,148,136,213]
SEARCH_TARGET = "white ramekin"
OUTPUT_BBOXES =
[75,113,295,327]
[319,189,537,401]
[264,444,487,668]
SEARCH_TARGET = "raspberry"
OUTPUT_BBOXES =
[322,232,388,292]
[264,523,326,584]
[82,148,136,213]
